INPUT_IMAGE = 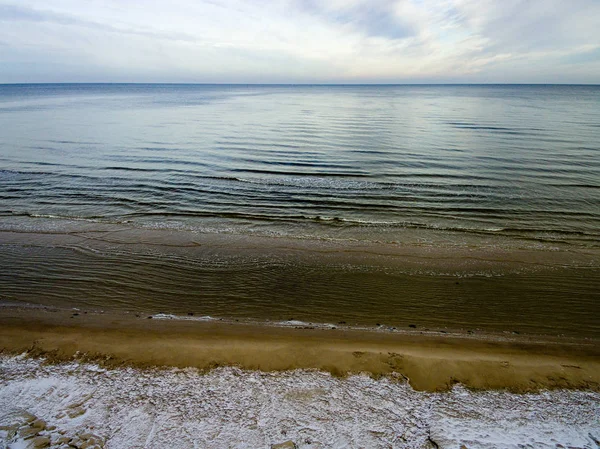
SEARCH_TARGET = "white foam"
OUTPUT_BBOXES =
[152,313,214,321]
[284,320,306,326]
[276,320,337,329]
[0,356,598,448]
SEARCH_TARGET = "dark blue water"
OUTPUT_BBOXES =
[1,84,599,246]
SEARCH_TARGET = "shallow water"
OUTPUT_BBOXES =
[0,226,599,338]
[0,84,599,337]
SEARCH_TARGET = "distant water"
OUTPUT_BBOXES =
[1,84,599,337]
[1,84,599,244]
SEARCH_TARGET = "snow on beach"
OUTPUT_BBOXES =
[0,355,599,449]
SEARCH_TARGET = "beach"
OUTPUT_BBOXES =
[1,304,599,393]
[1,305,600,448]
[1,84,599,448]
[1,353,598,449]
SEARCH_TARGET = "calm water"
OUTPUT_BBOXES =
[1,84,599,337]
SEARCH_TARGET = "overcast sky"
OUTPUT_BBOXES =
[1,0,599,84]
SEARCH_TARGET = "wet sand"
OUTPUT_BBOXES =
[1,305,598,392]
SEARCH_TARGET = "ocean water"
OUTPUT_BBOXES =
[0,84,599,337]
[1,84,599,243]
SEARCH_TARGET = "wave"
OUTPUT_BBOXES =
[148,313,448,334]
[3,210,599,245]
[230,167,370,177]
[2,85,600,253]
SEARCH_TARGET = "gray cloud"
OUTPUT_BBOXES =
[293,0,416,40]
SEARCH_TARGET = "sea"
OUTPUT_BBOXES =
[0,83,599,337]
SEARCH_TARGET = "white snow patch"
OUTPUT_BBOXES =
[0,356,598,448]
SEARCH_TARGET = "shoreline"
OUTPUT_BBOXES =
[1,305,598,393]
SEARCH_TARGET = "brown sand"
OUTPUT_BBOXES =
[0,306,598,392]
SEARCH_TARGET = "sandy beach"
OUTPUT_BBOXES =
[2,305,599,447]
[1,305,598,393]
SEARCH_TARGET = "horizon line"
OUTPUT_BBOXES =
[1,82,599,86]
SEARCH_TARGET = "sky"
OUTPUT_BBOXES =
[0,0,599,84]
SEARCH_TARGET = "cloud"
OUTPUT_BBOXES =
[292,0,417,40]
[0,0,598,83]
[0,3,201,43]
